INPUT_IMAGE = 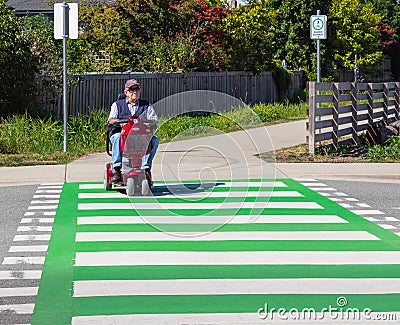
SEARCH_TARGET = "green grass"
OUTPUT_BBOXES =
[0,102,307,167]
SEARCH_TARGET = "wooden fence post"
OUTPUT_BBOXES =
[332,83,339,150]
[395,82,400,120]
[307,82,316,154]
[383,82,389,123]
[367,83,374,128]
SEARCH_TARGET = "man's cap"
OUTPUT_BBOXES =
[125,79,140,89]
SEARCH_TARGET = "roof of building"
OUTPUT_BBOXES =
[6,0,53,12]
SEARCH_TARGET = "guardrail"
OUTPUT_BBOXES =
[307,81,400,153]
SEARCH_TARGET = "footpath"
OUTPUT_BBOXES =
[0,119,399,186]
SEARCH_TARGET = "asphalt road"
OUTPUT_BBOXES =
[0,185,37,264]
[322,179,400,231]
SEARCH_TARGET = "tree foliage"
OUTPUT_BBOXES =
[221,0,277,71]
[0,0,38,117]
[329,0,382,70]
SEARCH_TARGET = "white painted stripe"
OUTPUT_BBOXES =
[351,210,385,215]
[20,218,54,224]
[35,190,62,194]
[79,181,288,190]
[294,178,317,182]
[78,202,323,210]
[74,278,400,297]
[311,187,337,191]
[37,185,63,189]
[0,287,38,297]
[78,191,304,199]
[0,304,35,314]
[345,198,359,202]
[300,183,327,187]
[72,313,264,325]
[0,270,42,280]
[31,200,59,204]
[365,217,379,221]
[316,193,332,197]
[9,245,48,252]
[74,251,400,266]
[24,211,55,216]
[334,192,348,196]
[385,217,399,221]
[28,205,58,210]
[13,235,51,241]
[378,224,397,230]
[356,203,371,208]
[33,194,60,199]
[17,226,52,232]
[2,257,45,265]
[75,231,377,242]
[77,215,347,225]
[72,313,400,325]
[338,203,353,208]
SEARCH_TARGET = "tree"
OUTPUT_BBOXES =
[221,0,277,72]
[265,0,331,77]
[328,0,382,71]
[0,0,37,117]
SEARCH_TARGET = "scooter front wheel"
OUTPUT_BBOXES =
[126,177,135,196]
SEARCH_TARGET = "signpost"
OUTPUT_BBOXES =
[54,2,78,152]
[310,11,327,83]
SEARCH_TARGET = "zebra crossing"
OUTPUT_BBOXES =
[0,184,61,325]
[30,178,400,324]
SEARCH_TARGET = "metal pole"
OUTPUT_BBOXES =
[354,54,358,83]
[316,10,321,83]
[62,2,69,152]
[315,10,321,136]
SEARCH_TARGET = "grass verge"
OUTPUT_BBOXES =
[0,102,307,167]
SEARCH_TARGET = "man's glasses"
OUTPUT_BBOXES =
[127,87,140,92]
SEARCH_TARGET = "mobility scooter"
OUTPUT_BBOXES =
[104,115,154,196]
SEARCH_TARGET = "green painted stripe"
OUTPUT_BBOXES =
[75,240,394,252]
[31,183,77,325]
[75,223,362,233]
[77,196,311,203]
[73,294,400,316]
[74,264,400,281]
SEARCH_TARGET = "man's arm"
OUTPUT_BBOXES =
[108,102,119,124]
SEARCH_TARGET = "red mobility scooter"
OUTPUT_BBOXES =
[104,116,154,196]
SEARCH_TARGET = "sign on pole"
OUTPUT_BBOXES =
[54,2,79,152]
[310,15,327,40]
[54,3,78,39]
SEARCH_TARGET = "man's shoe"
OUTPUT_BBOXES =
[144,169,153,187]
[111,170,122,183]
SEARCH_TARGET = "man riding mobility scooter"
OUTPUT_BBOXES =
[104,79,158,196]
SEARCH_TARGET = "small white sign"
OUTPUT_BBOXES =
[54,3,78,39]
[310,15,327,40]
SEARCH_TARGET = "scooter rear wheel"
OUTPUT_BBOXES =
[141,179,149,196]
[104,169,112,191]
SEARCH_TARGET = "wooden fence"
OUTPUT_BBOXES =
[307,81,400,153]
[42,71,302,117]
